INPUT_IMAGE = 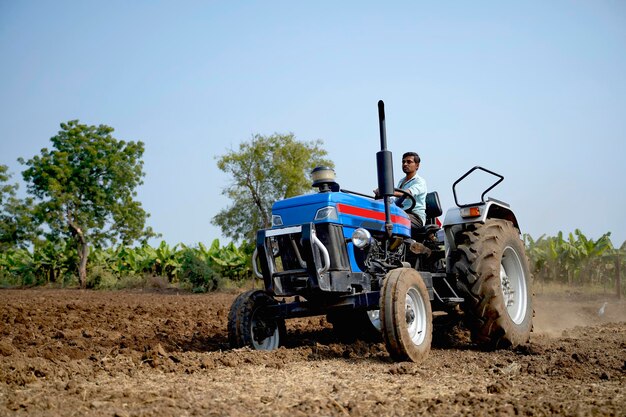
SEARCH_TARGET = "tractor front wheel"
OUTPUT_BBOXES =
[380,268,433,363]
[228,290,285,350]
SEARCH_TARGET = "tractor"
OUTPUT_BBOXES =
[227,101,533,363]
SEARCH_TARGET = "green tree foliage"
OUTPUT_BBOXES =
[0,164,39,250]
[18,120,157,287]
[0,165,13,206]
[212,133,334,241]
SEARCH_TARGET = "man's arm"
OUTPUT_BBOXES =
[407,177,427,199]
[373,188,410,198]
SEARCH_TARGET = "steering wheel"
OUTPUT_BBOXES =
[394,188,417,213]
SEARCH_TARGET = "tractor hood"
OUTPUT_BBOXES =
[271,191,410,237]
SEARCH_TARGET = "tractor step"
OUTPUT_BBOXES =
[439,296,464,305]
[273,269,307,277]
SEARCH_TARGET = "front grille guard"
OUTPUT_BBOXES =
[252,224,330,294]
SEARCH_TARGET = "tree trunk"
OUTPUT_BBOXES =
[77,240,89,288]
[68,217,89,288]
[567,268,572,287]
[617,253,622,300]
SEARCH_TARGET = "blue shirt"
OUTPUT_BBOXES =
[397,174,427,224]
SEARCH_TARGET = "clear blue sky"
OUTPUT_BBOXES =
[1,1,625,247]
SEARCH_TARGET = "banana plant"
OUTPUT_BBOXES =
[526,230,619,287]
[524,234,548,277]
[31,240,72,283]
[186,239,251,281]
[109,245,143,276]
[0,248,33,281]
[153,241,181,279]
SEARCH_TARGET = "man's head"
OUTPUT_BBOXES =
[401,152,420,176]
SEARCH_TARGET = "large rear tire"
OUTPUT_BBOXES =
[453,219,533,349]
[228,290,286,350]
[380,268,432,363]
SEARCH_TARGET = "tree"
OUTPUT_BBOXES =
[19,120,157,287]
[0,165,13,206]
[212,133,334,241]
[0,164,39,251]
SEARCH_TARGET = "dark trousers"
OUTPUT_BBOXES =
[408,213,424,240]
[408,213,424,228]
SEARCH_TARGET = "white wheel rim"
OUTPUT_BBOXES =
[405,287,427,345]
[367,309,382,331]
[251,310,280,350]
[500,246,528,324]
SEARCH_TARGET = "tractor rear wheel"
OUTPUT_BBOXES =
[228,290,285,350]
[380,268,432,363]
[453,219,533,349]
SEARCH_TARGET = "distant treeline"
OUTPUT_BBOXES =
[1,230,624,295]
[0,239,253,292]
[524,230,624,296]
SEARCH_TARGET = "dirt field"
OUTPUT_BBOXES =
[1,288,625,417]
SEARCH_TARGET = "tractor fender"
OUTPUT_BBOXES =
[442,199,520,231]
[441,199,521,258]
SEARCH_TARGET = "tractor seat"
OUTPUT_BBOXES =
[412,191,442,241]
[425,191,443,220]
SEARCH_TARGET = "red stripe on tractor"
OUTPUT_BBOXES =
[336,203,410,227]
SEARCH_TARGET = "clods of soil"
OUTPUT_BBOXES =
[1,288,624,416]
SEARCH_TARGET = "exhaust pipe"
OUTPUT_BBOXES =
[376,100,394,238]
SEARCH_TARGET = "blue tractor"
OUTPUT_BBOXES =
[228,101,533,362]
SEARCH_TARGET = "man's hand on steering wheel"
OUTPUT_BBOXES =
[394,188,417,213]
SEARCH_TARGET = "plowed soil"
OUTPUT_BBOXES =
[1,288,625,416]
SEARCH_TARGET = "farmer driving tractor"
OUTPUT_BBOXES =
[374,151,427,236]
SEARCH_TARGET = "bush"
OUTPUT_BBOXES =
[179,248,221,292]
[0,270,22,288]
[117,274,148,289]
[87,266,118,289]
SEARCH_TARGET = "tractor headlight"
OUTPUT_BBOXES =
[351,228,372,249]
[314,206,338,221]
[271,215,283,227]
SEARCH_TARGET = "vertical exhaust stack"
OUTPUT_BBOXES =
[376,100,395,238]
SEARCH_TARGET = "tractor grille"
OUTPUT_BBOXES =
[258,223,354,295]
[314,223,350,271]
